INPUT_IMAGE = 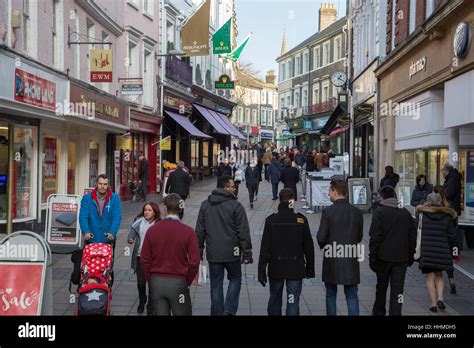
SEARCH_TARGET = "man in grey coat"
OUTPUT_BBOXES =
[317,179,364,316]
[195,175,253,315]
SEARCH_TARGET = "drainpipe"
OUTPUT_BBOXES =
[7,123,14,234]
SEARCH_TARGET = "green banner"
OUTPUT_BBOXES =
[213,18,232,54]
[223,33,251,62]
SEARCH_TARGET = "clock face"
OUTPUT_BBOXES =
[331,71,347,87]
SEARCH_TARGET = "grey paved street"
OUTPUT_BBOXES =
[47,178,474,316]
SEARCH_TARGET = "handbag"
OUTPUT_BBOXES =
[414,213,423,260]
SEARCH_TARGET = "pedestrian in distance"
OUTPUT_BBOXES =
[380,165,400,189]
[317,179,363,316]
[140,194,200,316]
[416,193,458,313]
[231,160,244,198]
[245,159,260,209]
[263,147,273,181]
[369,186,417,316]
[165,161,191,218]
[79,174,122,246]
[137,153,149,201]
[268,156,282,200]
[217,159,232,179]
[441,163,463,216]
[280,158,299,199]
[305,150,316,172]
[195,175,253,316]
[258,188,315,316]
[411,174,433,207]
[254,156,264,201]
[127,202,161,315]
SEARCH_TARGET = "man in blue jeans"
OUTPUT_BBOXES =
[317,180,363,316]
[195,175,253,315]
[258,188,315,315]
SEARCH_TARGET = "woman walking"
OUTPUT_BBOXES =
[416,193,457,312]
[127,202,162,315]
[245,159,260,209]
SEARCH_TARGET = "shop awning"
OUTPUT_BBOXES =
[321,103,347,135]
[207,108,246,140]
[165,111,212,139]
[329,125,350,136]
[193,104,231,136]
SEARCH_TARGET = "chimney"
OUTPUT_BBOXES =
[266,70,276,85]
[319,3,337,31]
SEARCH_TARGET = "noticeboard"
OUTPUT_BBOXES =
[348,178,371,210]
[45,194,82,247]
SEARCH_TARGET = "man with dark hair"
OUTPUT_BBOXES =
[195,175,253,315]
[79,174,122,244]
[441,163,462,215]
[141,193,200,316]
[317,179,363,316]
[258,188,314,316]
[166,161,191,218]
[369,186,417,316]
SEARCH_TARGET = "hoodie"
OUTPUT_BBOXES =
[195,188,252,263]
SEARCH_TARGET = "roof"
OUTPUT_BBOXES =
[277,17,347,61]
[234,67,277,91]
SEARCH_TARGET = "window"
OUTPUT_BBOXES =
[23,0,31,54]
[252,109,257,125]
[144,0,154,16]
[313,46,320,69]
[89,142,99,188]
[281,62,286,81]
[313,84,320,104]
[322,80,329,102]
[42,137,58,203]
[295,55,300,76]
[268,111,273,126]
[52,0,64,69]
[245,108,250,123]
[287,59,293,78]
[294,90,300,109]
[202,141,209,167]
[426,0,434,18]
[303,51,309,73]
[127,0,139,8]
[143,45,154,106]
[261,91,266,104]
[191,140,199,168]
[302,88,308,107]
[323,41,331,65]
[128,34,140,78]
[409,0,416,34]
[238,107,243,123]
[332,85,340,99]
[334,35,342,60]
[166,20,175,52]
[262,110,267,125]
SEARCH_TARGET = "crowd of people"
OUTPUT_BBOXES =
[77,142,462,317]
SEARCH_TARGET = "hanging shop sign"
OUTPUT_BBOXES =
[119,78,143,95]
[90,49,113,83]
[160,136,172,151]
[215,74,234,89]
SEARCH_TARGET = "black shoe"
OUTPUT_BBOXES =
[437,300,446,310]
[450,283,456,294]
[147,307,154,316]
[429,306,437,313]
[272,197,277,200]
[137,302,145,314]
[250,204,253,209]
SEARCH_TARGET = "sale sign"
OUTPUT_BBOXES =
[43,137,57,203]
[14,69,57,110]
[0,262,45,315]
[90,49,113,83]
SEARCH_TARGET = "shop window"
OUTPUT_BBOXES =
[0,124,8,220]
[213,143,220,167]
[42,137,58,203]
[203,141,209,167]
[89,142,99,188]
[191,140,199,168]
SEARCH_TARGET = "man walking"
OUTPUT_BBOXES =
[441,163,462,215]
[138,153,149,201]
[141,194,200,316]
[317,180,363,316]
[166,161,191,218]
[369,186,417,316]
[258,188,315,315]
[195,175,253,315]
[79,174,122,245]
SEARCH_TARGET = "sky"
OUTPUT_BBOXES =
[235,0,347,79]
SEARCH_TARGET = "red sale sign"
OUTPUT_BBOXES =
[0,263,45,315]
[14,68,57,110]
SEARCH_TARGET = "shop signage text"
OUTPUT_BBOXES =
[120,78,143,96]
[215,74,234,89]
[14,69,56,110]
[80,95,119,118]
[90,49,113,83]
[409,57,427,79]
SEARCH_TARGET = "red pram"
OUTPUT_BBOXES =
[76,243,114,315]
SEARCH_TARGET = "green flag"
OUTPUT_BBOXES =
[212,18,232,54]
[223,33,252,62]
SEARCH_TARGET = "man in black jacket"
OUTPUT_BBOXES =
[165,161,191,217]
[258,188,315,316]
[195,175,253,316]
[441,164,462,215]
[138,153,149,201]
[369,186,417,316]
[317,180,363,316]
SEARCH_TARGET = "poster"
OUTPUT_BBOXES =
[463,150,474,224]
[14,69,56,110]
[306,178,332,207]
[329,156,344,175]
[42,137,57,202]
[46,195,82,245]
[0,263,45,315]
[348,178,371,209]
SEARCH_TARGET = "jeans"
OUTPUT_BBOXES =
[208,260,242,315]
[325,283,359,316]
[141,178,148,200]
[136,257,153,314]
[264,164,269,181]
[372,261,407,316]
[268,279,302,316]
[247,186,256,205]
[271,183,279,199]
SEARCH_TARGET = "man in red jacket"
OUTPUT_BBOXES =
[141,193,200,315]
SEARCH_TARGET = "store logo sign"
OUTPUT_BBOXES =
[454,22,470,59]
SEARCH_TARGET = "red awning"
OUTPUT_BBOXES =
[251,126,259,134]
[329,125,349,136]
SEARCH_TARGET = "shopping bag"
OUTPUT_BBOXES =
[192,264,207,286]
[414,213,423,261]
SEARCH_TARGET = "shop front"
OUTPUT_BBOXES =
[260,129,274,145]
[0,48,68,233]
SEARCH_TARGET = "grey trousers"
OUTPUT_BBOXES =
[149,275,192,316]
